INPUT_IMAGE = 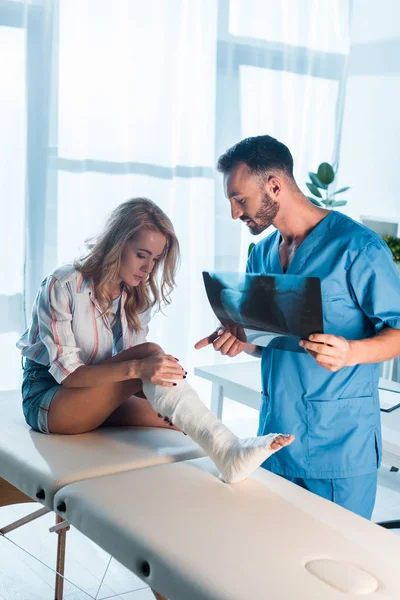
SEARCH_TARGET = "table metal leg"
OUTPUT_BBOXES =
[211,383,224,420]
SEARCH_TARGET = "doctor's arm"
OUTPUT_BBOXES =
[300,327,400,372]
[301,241,400,372]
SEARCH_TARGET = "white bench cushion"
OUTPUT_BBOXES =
[0,395,203,508]
[54,457,400,600]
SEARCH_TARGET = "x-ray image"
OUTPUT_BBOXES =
[202,271,324,348]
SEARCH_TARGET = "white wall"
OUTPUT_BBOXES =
[337,0,400,224]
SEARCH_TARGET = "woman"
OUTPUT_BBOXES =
[18,198,294,483]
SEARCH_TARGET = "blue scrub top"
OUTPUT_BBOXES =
[247,211,400,479]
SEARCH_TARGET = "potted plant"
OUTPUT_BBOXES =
[382,235,400,273]
[306,162,350,208]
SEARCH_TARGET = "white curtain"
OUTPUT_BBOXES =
[53,0,219,372]
[338,0,400,380]
[0,9,27,391]
[215,0,351,268]
[0,0,354,393]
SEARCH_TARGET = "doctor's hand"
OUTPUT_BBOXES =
[299,333,356,372]
[194,325,247,357]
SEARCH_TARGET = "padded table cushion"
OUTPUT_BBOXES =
[54,457,400,600]
[0,395,203,509]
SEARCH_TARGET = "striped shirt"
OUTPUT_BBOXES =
[17,265,151,384]
[108,294,123,355]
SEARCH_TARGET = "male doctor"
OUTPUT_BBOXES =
[196,135,400,518]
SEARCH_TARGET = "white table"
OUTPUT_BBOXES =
[195,361,400,469]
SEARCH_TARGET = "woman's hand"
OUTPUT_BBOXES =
[133,355,186,386]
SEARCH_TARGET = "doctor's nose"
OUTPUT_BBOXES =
[231,203,243,220]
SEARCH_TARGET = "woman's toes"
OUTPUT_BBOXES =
[270,439,282,449]
[270,434,294,449]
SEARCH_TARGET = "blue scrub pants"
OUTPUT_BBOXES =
[283,472,378,520]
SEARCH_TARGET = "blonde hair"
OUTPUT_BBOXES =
[74,198,180,331]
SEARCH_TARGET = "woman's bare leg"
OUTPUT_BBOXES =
[47,342,177,434]
[102,394,179,430]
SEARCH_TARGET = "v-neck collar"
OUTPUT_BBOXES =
[271,210,336,275]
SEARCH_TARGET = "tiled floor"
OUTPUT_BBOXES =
[0,503,152,599]
[1,396,399,599]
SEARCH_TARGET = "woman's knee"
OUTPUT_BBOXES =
[137,342,164,357]
[104,342,164,364]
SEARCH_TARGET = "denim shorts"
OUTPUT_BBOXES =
[22,358,61,433]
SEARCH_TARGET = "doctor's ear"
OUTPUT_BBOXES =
[267,176,281,196]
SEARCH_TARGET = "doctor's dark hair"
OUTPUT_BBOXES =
[217,135,295,181]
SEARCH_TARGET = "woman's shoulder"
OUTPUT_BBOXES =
[138,306,153,326]
[46,264,92,292]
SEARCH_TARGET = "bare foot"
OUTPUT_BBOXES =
[270,434,295,451]
[217,433,295,484]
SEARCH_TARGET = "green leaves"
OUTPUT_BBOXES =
[306,182,322,197]
[329,200,347,207]
[307,196,322,207]
[317,162,335,185]
[332,186,351,196]
[306,162,350,209]
[309,172,327,190]
[382,235,400,262]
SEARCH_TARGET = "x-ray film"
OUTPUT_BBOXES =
[203,271,324,348]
